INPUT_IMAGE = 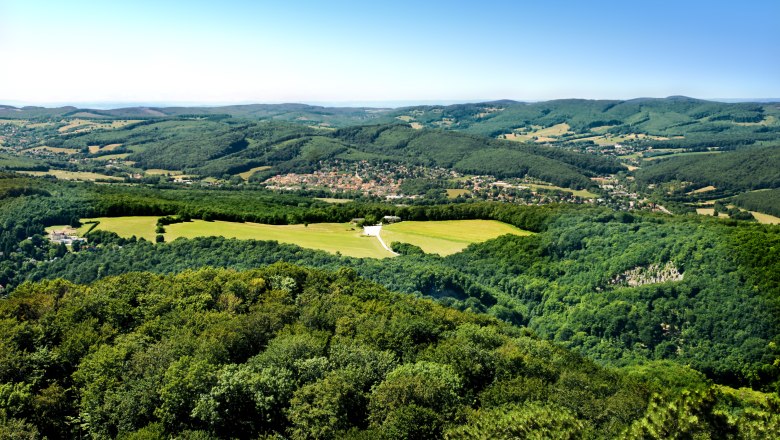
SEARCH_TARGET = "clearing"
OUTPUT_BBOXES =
[77,217,531,258]
[687,185,717,195]
[381,219,531,256]
[446,189,470,199]
[238,166,272,180]
[26,146,80,155]
[165,221,391,258]
[315,198,353,204]
[523,183,597,199]
[19,170,123,181]
[78,217,160,241]
[749,211,780,225]
[145,169,183,176]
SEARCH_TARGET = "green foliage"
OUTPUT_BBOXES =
[732,189,780,217]
[1,265,776,438]
[636,145,780,193]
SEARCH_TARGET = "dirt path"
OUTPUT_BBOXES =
[363,225,399,256]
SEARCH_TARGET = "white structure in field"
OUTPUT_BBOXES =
[363,225,398,255]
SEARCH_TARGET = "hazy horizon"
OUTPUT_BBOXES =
[2,97,780,111]
[1,0,778,104]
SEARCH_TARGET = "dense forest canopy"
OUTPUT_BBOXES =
[2,265,779,439]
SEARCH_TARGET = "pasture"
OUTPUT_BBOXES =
[164,221,391,258]
[19,170,123,181]
[524,183,597,199]
[78,216,160,241]
[238,165,272,180]
[75,217,530,258]
[382,219,531,255]
[446,188,470,199]
[749,211,780,225]
[26,146,80,155]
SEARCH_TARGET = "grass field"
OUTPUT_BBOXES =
[91,153,130,161]
[74,217,530,258]
[446,189,470,199]
[145,169,183,176]
[78,217,160,241]
[750,211,780,225]
[166,221,392,258]
[524,183,597,199]
[643,151,722,161]
[19,170,123,181]
[238,166,272,180]
[688,185,717,195]
[26,146,80,154]
[315,198,353,204]
[382,220,531,255]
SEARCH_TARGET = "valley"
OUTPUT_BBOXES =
[1,98,779,439]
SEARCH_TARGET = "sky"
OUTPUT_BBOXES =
[0,0,778,106]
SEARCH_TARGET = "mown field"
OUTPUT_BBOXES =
[76,217,530,258]
[19,170,123,181]
[382,219,531,255]
[78,216,161,241]
[166,220,391,258]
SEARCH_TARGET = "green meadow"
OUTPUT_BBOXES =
[382,219,531,255]
[77,217,530,258]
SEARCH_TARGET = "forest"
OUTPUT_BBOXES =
[2,265,779,439]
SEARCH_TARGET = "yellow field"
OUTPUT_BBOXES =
[92,153,130,161]
[19,170,123,181]
[167,221,392,258]
[145,169,183,176]
[688,185,717,195]
[501,123,572,142]
[445,189,470,199]
[58,119,93,133]
[315,198,353,204]
[75,217,531,258]
[238,166,272,180]
[92,153,130,160]
[26,146,80,154]
[58,119,140,134]
[524,183,597,199]
[750,211,780,225]
[410,122,424,130]
[382,220,531,256]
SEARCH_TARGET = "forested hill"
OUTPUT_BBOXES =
[46,119,621,189]
[0,103,388,127]
[389,97,780,138]
[2,265,779,439]
[636,144,780,193]
[4,97,779,140]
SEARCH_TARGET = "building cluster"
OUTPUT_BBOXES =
[48,228,87,246]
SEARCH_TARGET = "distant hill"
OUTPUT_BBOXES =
[48,119,621,189]
[3,97,780,136]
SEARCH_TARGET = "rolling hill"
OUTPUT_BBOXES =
[46,119,622,189]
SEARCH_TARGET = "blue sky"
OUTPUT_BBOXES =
[0,0,778,105]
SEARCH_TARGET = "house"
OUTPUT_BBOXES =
[382,215,401,224]
[48,228,87,246]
